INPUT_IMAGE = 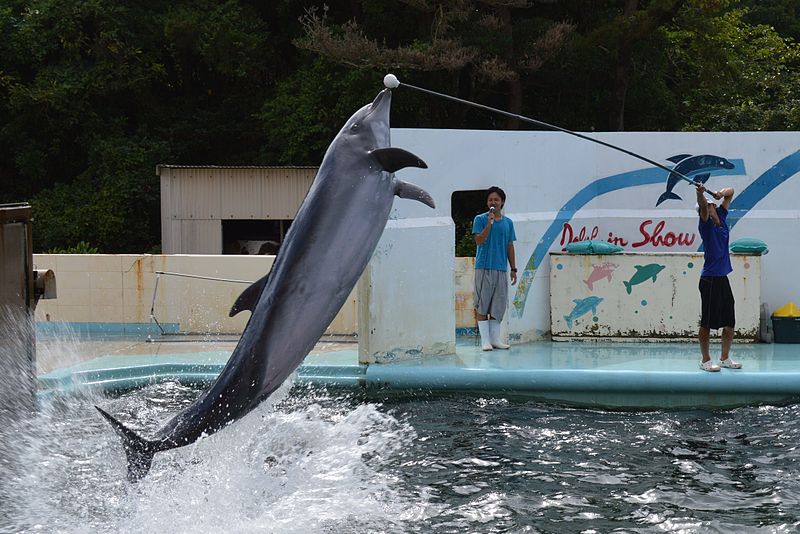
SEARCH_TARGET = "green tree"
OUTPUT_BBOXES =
[741,0,800,41]
[259,58,385,164]
[667,3,800,130]
[295,1,575,128]
[0,0,279,252]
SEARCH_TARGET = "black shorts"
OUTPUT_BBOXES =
[699,276,735,329]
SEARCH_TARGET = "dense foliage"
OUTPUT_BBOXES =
[0,0,798,252]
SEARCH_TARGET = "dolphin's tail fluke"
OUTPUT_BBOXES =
[623,281,632,294]
[564,315,573,329]
[656,191,682,206]
[96,406,160,482]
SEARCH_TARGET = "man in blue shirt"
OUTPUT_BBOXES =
[696,183,742,372]
[473,186,517,351]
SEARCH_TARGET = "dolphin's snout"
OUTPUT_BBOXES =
[369,89,392,116]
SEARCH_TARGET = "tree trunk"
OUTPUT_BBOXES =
[497,7,522,128]
[610,0,638,131]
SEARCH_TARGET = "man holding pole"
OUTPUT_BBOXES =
[696,183,742,372]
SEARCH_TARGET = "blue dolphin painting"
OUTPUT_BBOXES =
[563,296,603,330]
[656,154,735,206]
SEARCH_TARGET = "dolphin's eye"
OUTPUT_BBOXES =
[351,123,360,131]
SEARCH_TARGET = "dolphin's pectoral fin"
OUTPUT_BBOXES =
[394,180,436,208]
[370,148,428,173]
[229,273,270,317]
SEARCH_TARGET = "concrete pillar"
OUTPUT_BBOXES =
[358,217,456,363]
[0,204,37,421]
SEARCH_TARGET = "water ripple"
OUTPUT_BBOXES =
[3,392,800,532]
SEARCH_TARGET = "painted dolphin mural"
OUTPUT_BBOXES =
[656,154,735,206]
[623,264,666,294]
[583,262,618,291]
[563,296,603,330]
[96,89,435,481]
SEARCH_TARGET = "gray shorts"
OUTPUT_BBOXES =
[474,269,509,321]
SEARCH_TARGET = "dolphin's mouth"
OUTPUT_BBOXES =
[368,89,392,118]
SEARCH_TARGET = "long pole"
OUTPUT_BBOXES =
[385,74,712,197]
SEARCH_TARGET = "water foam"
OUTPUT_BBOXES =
[1,378,425,533]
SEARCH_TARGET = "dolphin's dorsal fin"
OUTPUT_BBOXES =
[394,179,436,208]
[666,154,691,163]
[229,273,270,317]
[370,148,428,173]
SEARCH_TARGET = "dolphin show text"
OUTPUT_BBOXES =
[560,220,697,249]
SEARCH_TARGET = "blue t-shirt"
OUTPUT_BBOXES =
[473,212,516,271]
[698,206,733,276]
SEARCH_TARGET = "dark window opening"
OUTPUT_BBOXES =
[222,219,293,255]
[451,190,489,257]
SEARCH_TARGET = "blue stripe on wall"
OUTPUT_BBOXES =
[728,150,800,231]
[36,322,180,339]
[511,160,748,317]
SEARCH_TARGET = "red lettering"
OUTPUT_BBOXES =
[560,223,573,248]
[632,220,652,248]
[560,223,601,250]
[607,232,628,247]
[634,219,696,249]
[650,221,666,245]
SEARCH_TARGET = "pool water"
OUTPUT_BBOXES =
[1,382,799,533]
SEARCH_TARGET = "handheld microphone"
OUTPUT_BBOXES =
[489,207,495,214]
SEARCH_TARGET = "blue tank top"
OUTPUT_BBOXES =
[698,206,733,276]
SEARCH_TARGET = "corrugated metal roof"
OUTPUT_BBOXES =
[0,203,32,223]
[156,164,318,175]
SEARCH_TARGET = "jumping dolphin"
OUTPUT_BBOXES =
[655,154,735,206]
[96,89,435,481]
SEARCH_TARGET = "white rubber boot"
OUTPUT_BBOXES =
[477,320,493,351]
[489,320,510,349]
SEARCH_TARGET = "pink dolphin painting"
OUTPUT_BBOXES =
[583,262,618,291]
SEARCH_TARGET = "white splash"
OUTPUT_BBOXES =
[1,378,426,534]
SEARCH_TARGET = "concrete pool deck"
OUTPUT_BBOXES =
[37,336,800,410]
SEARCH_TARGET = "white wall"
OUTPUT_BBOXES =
[391,129,800,342]
[358,217,456,363]
[33,254,357,336]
